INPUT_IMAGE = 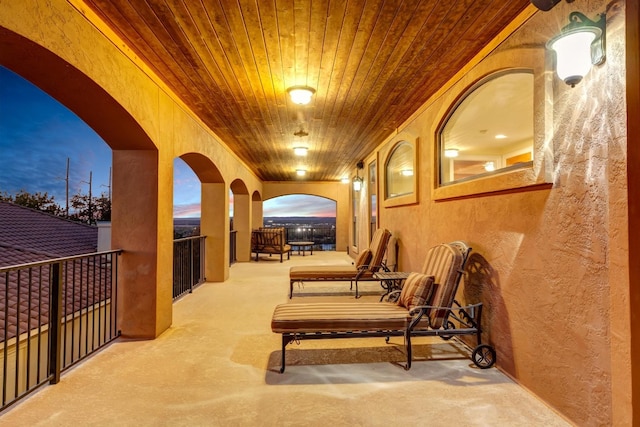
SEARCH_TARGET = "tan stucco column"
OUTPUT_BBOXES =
[252,193,263,228]
[201,182,229,281]
[234,193,251,261]
[112,150,172,338]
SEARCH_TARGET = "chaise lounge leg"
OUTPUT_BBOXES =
[405,330,412,370]
[280,335,295,373]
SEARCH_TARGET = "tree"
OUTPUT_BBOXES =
[70,191,111,224]
[1,190,64,216]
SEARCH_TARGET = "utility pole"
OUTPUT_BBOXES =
[101,167,112,201]
[56,158,70,217]
[81,171,93,224]
[65,158,69,217]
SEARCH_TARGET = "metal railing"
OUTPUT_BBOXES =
[229,230,237,265]
[280,226,336,251]
[173,236,206,300]
[0,250,122,412]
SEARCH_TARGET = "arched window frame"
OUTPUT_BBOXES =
[432,67,553,201]
[383,137,419,208]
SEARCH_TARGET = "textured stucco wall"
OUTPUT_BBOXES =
[366,1,630,425]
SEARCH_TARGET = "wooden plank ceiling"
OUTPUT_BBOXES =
[82,0,531,182]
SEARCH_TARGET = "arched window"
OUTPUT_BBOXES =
[439,70,534,185]
[385,141,415,198]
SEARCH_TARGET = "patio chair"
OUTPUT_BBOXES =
[288,228,392,298]
[272,240,496,372]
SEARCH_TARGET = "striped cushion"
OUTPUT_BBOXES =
[290,265,358,280]
[271,302,410,333]
[421,243,465,329]
[355,249,372,268]
[398,273,435,310]
[368,229,392,272]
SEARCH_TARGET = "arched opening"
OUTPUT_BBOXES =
[1,28,166,338]
[179,153,227,282]
[230,179,250,261]
[263,194,337,251]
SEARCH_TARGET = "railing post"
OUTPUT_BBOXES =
[48,262,63,384]
[189,238,194,293]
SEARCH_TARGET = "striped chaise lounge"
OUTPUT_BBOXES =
[288,228,392,298]
[272,241,496,372]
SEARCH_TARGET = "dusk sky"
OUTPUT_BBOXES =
[0,66,335,218]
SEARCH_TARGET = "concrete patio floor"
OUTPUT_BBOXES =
[0,251,571,426]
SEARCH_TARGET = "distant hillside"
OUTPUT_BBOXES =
[264,217,335,225]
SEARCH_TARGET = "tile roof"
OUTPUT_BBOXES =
[0,201,97,267]
[1,201,104,343]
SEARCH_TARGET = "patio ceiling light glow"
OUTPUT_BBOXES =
[341,177,350,184]
[547,11,606,87]
[352,176,363,191]
[400,169,414,176]
[287,86,315,105]
[293,147,308,156]
[296,169,306,176]
[444,148,459,158]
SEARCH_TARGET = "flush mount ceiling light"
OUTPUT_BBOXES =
[287,86,315,105]
[484,161,496,172]
[400,169,414,176]
[444,148,459,158]
[293,147,308,156]
[296,169,306,176]
[547,11,606,87]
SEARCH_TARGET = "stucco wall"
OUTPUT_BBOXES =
[363,1,629,425]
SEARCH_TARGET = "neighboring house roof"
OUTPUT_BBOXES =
[1,201,103,342]
[0,201,97,268]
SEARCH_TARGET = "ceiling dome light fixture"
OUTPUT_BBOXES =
[296,169,306,176]
[547,11,606,87]
[287,86,315,105]
[484,161,496,172]
[293,147,308,156]
[444,148,459,158]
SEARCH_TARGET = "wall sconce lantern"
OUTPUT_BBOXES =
[352,160,364,191]
[547,11,606,87]
[287,86,315,105]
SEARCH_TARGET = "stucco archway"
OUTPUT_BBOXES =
[230,179,250,262]
[0,28,168,338]
[179,153,228,281]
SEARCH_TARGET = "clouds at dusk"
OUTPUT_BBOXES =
[2,66,336,219]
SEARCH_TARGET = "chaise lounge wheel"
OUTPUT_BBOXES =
[440,321,456,341]
[472,344,496,369]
